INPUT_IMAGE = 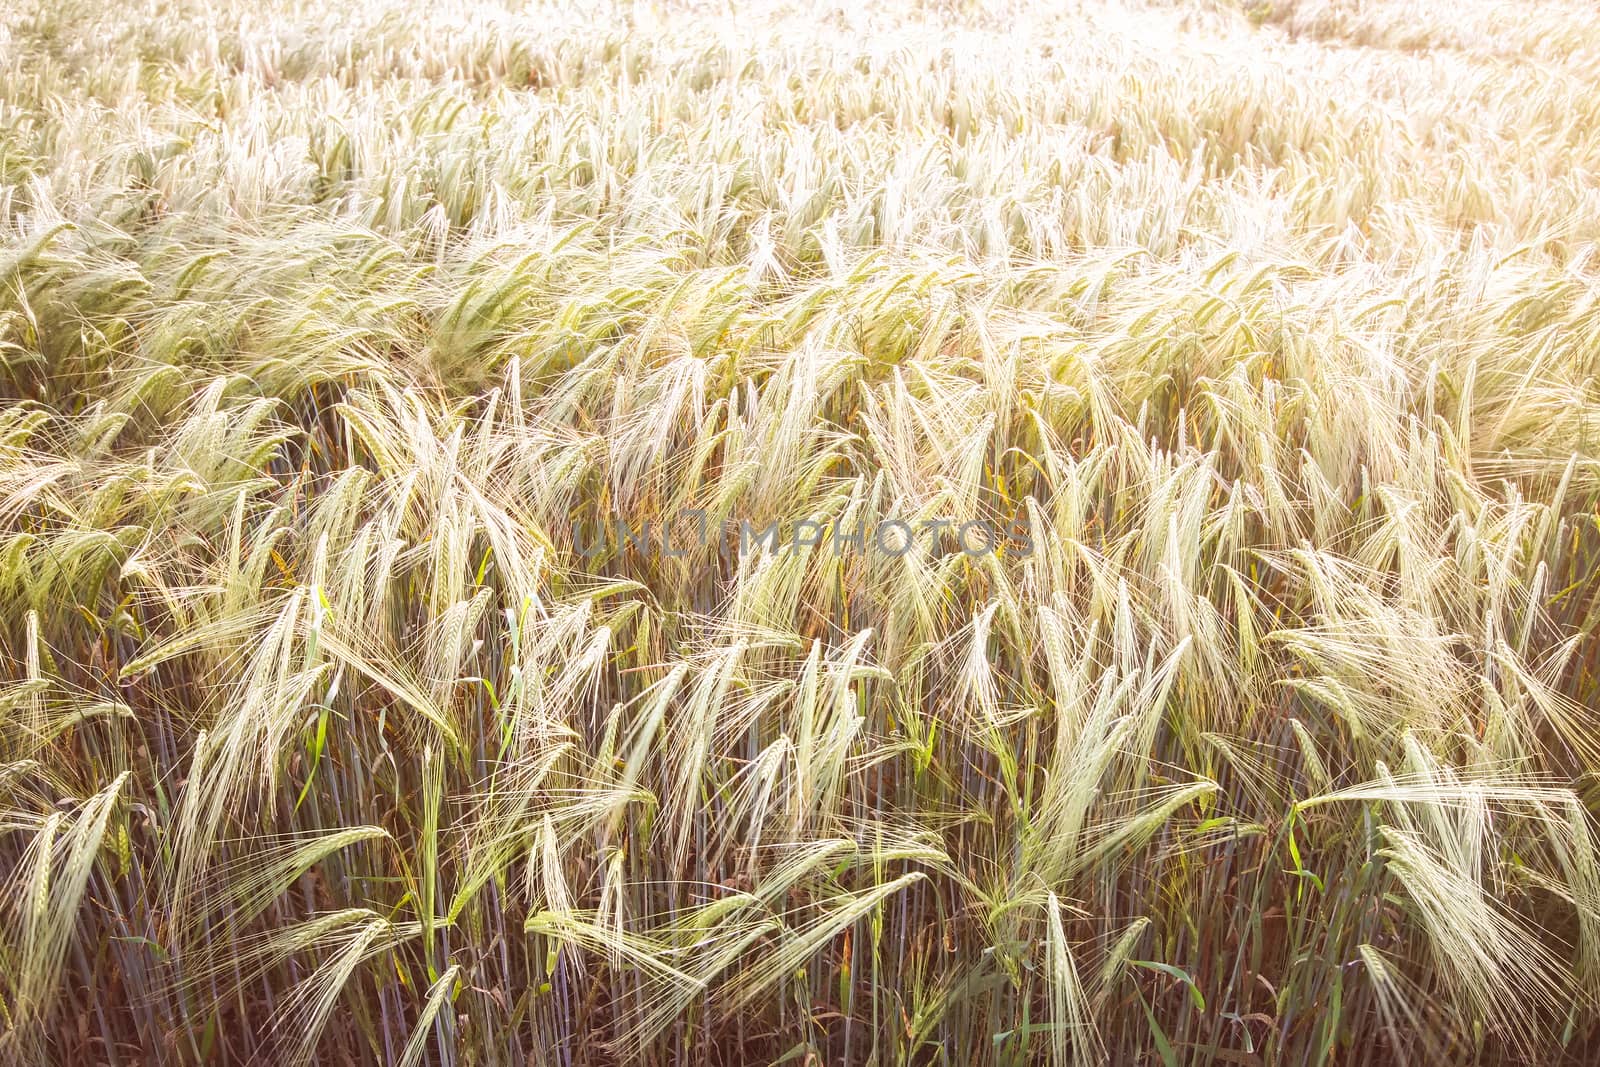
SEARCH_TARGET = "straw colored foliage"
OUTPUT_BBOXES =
[1,0,1598,1063]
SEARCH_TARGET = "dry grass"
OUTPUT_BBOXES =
[1,0,1599,1063]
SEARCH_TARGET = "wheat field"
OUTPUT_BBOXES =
[2,0,1599,1063]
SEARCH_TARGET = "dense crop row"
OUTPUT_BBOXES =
[2,0,1599,1063]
